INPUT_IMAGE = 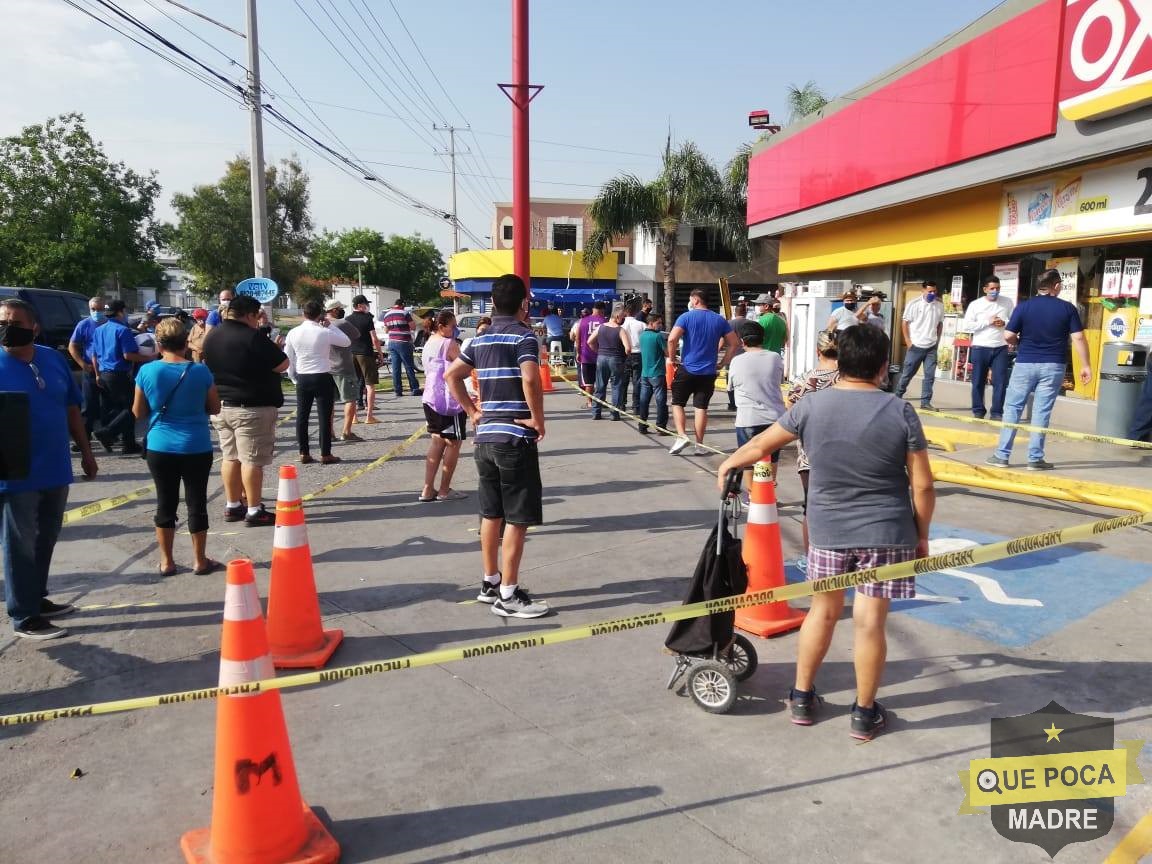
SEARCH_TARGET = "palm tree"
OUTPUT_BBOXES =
[785,81,829,123]
[584,136,729,324]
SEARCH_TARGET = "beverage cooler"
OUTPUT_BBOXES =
[786,294,893,380]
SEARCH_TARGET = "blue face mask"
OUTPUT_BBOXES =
[986,289,1000,300]
[90,311,106,323]
[924,292,937,303]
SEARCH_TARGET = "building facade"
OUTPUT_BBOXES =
[747,0,1152,399]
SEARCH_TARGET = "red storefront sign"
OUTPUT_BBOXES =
[747,0,1062,225]
[1058,0,1152,120]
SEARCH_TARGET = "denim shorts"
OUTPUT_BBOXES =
[735,424,780,462]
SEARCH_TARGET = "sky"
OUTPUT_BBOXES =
[1,0,1007,258]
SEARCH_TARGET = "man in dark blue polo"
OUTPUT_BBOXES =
[445,273,548,620]
[68,294,107,440]
[1,299,98,640]
[90,299,152,454]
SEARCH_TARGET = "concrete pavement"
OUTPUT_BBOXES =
[1,382,1150,863]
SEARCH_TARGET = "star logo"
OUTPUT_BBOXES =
[1044,723,1063,743]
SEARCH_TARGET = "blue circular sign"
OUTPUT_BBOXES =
[1107,316,1126,339]
[235,277,279,304]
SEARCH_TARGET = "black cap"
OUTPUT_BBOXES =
[733,319,764,341]
[107,299,127,315]
[352,294,370,306]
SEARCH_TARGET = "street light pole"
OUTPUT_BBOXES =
[244,0,270,280]
[433,124,460,255]
[348,253,369,293]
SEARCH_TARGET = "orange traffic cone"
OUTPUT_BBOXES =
[266,466,343,669]
[540,361,555,392]
[181,559,340,864]
[735,461,806,637]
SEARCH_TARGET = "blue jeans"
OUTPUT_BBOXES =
[969,345,1010,419]
[81,370,102,437]
[593,355,625,419]
[1129,366,1152,441]
[1,486,69,628]
[995,362,1065,462]
[637,375,667,432]
[388,341,420,396]
[624,354,642,415]
[895,344,938,406]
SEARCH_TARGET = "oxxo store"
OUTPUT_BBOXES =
[748,0,1152,401]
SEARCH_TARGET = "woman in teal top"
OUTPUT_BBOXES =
[132,318,221,577]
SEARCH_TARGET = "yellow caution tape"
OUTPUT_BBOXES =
[917,408,1152,450]
[61,410,299,526]
[2,510,1147,727]
[301,426,425,503]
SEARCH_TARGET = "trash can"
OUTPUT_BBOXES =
[882,364,900,393]
[1096,341,1149,438]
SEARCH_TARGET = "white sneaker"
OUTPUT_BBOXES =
[669,436,690,455]
[491,586,549,619]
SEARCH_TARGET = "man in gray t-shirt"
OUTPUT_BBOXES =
[718,324,935,741]
[727,321,785,486]
[325,300,363,442]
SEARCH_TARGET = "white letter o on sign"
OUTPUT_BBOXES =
[1071,0,1127,83]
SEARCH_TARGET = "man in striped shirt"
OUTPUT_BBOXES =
[446,274,548,619]
[380,300,421,397]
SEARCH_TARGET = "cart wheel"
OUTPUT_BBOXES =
[725,635,758,682]
[687,661,737,714]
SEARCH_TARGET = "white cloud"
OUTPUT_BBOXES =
[0,0,140,83]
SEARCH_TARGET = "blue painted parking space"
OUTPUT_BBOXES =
[783,522,1151,648]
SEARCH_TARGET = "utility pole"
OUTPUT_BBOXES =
[432,123,461,254]
[245,0,270,280]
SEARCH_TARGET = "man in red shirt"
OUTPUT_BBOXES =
[380,301,421,397]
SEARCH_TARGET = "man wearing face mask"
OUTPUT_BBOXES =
[90,300,154,454]
[826,289,866,332]
[205,289,233,331]
[962,275,1014,421]
[894,280,945,410]
[1,299,98,640]
[68,295,108,441]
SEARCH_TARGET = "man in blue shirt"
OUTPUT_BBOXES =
[987,268,1092,470]
[1,298,98,640]
[446,273,548,620]
[666,288,739,455]
[68,294,107,440]
[90,299,153,454]
[205,288,233,330]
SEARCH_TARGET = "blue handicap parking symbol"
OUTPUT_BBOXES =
[783,523,1150,648]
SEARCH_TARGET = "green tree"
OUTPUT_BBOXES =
[306,228,445,304]
[0,113,163,293]
[171,156,312,298]
[584,136,727,324]
[786,81,829,123]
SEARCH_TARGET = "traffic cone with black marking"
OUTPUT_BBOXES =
[735,461,806,637]
[180,559,339,864]
[539,349,555,392]
[266,465,342,669]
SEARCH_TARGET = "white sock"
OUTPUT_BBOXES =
[499,583,518,600]
[483,573,501,585]
[247,506,261,516]
[226,500,242,509]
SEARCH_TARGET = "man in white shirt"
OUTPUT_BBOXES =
[894,280,945,410]
[826,289,866,332]
[961,275,1014,420]
[620,299,647,415]
[284,299,352,464]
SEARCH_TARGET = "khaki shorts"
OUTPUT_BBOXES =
[214,405,278,466]
[354,354,379,385]
[333,373,360,403]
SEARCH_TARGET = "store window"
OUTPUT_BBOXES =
[689,228,736,262]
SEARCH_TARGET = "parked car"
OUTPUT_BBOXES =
[456,313,486,343]
[0,286,90,369]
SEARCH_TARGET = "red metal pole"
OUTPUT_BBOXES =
[512,0,530,291]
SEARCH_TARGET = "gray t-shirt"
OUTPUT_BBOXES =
[330,319,358,376]
[778,388,926,549]
[728,349,785,427]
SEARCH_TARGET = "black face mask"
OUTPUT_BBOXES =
[843,302,858,311]
[0,323,36,348]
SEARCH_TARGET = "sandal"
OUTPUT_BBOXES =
[437,489,468,501]
[417,493,438,503]
[158,564,178,578]
[193,559,223,576]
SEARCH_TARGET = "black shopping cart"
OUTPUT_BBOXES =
[664,470,758,713]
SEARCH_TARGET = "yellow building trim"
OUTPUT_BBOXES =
[449,249,617,282]
[1060,80,1152,121]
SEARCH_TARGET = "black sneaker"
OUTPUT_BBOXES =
[1026,460,1055,471]
[244,504,276,527]
[477,580,500,604]
[223,504,247,523]
[40,599,75,618]
[14,617,68,641]
[788,688,822,726]
[491,585,549,619]
[850,701,887,740]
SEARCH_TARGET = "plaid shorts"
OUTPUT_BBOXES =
[806,546,917,599]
